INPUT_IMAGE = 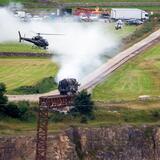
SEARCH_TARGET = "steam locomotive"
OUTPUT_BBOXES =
[58,78,80,95]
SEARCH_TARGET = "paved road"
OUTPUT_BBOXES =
[7,29,160,102]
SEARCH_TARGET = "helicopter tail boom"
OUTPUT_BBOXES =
[18,31,22,43]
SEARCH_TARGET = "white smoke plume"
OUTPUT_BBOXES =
[0,7,119,82]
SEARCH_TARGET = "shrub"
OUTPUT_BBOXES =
[50,112,65,123]
[13,76,57,94]
[4,102,20,118]
[1,100,35,121]
[21,109,35,121]
[80,115,88,124]
[70,91,95,123]
[17,101,29,115]
[17,101,34,121]
[151,110,160,119]
[0,83,8,105]
[0,83,6,94]
[0,83,35,120]
[71,90,94,118]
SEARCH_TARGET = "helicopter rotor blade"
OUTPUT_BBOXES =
[37,33,64,36]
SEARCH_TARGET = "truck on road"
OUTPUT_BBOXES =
[111,8,149,20]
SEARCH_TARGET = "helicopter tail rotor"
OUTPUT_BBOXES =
[18,31,22,43]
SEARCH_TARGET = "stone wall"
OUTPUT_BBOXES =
[0,52,52,58]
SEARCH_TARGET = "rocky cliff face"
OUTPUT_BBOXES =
[0,125,160,160]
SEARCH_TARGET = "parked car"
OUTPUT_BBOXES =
[79,14,90,22]
[99,13,111,23]
[31,15,43,21]
[89,14,99,21]
[100,13,110,19]
[126,19,143,25]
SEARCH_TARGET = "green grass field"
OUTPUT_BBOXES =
[0,0,35,5]
[0,57,58,93]
[92,43,160,102]
[113,25,138,39]
[0,43,47,53]
[2,0,159,3]
[1,0,160,7]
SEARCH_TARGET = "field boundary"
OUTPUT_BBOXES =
[0,52,53,58]
[63,2,160,7]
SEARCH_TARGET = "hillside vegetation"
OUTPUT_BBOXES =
[93,43,160,102]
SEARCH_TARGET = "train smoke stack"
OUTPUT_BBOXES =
[58,78,80,95]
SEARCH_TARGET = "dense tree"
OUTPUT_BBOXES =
[80,115,88,124]
[71,90,94,117]
[4,102,20,118]
[0,83,8,105]
[0,83,30,119]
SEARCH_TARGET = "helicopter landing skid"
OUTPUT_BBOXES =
[32,45,40,49]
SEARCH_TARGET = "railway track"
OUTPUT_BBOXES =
[7,29,160,102]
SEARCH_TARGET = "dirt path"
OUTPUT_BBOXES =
[7,29,160,102]
[7,90,58,102]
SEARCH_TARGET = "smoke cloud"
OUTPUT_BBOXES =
[0,7,119,82]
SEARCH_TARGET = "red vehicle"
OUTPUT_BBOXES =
[74,7,109,16]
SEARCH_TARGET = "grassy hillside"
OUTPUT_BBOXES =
[0,57,58,93]
[92,43,160,102]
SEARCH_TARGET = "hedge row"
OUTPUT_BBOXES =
[13,76,57,94]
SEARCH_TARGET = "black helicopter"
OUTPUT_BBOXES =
[18,31,63,49]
